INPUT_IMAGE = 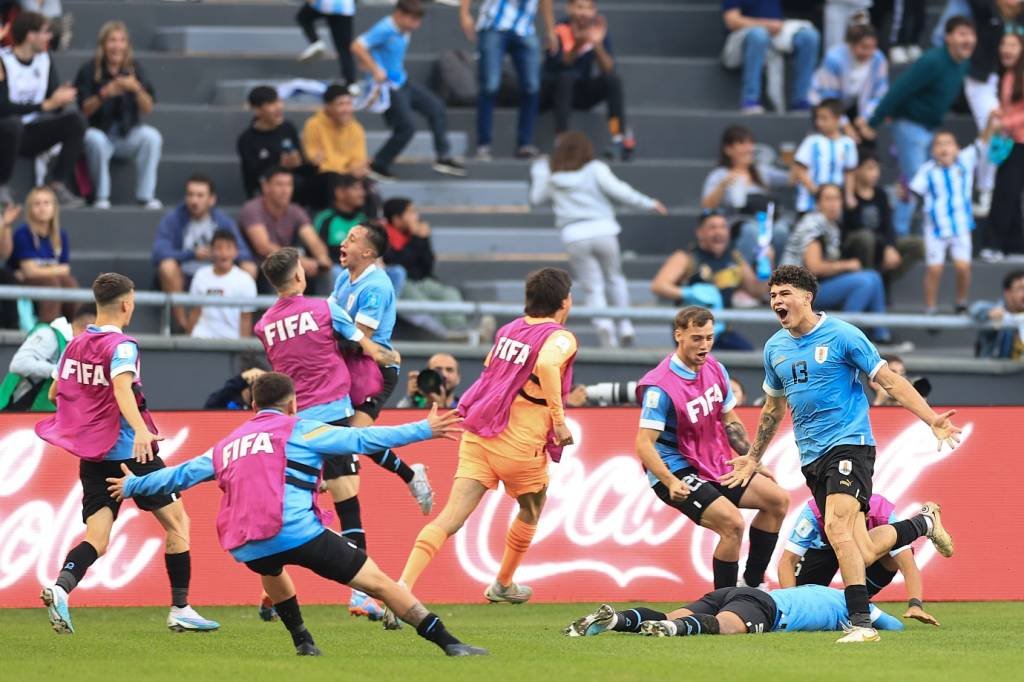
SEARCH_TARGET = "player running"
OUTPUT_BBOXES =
[105,372,487,657]
[636,306,789,590]
[562,584,904,639]
[254,246,397,620]
[720,265,958,643]
[36,273,218,634]
[778,494,940,626]
[381,268,578,627]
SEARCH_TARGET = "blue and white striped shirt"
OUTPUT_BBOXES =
[311,0,355,16]
[909,143,979,238]
[794,133,858,212]
[476,0,540,37]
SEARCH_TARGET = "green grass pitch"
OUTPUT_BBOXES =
[2,602,1018,682]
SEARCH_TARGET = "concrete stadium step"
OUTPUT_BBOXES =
[152,4,721,58]
[435,254,666,281]
[10,156,527,207]
[68,1,719,57]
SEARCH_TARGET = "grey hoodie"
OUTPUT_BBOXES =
[530,159,657,244]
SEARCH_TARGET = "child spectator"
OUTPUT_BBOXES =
[236,86,309,200]
[462,0,554,160]
[910,122,997,315]
[842,152,923,289]
[351,0,465,180]
[7,185,77,322]
[810,23,888,143]
[792,98,859,214]
[529,130,667,348]
[295,0,357,84]
[313,173,367,281]
[186,229,258,340]
[75,20,162,209]
[542,0,633,160]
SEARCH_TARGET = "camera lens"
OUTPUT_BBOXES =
[417,368,444,395]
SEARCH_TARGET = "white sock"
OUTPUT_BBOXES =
[923,514,934,534]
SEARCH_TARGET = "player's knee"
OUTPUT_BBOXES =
[824,517,855,543]
[718,515,745,544]
[768,487,790,519]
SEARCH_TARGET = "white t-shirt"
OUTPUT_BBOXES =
[183,215,217,252]
[188,265,257,339]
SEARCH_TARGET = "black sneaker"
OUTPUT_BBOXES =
[444,643,489,657]
[368,164,397,182]
[954,303,969,315]
[295,641,322,656]
[432,158,467,177]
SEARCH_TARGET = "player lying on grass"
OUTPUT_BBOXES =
[563,584,904,638]
[778,494,940,626]
[106,372,487,657]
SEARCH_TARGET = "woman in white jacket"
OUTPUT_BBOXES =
[530,131,667,347]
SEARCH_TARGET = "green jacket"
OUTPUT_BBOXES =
[0,322,68,412]
[869,46,969,131]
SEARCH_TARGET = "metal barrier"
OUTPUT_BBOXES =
[0,285,1017,337]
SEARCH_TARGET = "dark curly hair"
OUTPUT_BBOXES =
[768,265,819,299]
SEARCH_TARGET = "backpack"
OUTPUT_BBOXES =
[431,49,522,107]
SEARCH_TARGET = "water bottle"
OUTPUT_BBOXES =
[755,202,774,281]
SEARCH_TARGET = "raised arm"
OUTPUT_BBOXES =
[874,364,961,449]
[114,454,215,501]
[650,250,690,302]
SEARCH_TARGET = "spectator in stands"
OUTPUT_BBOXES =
[909,123,998,316]
[868,16,976,237]
[962,1,1021,218]
[701,125,791,263]
[971,269,1024,359]
[75,21,162,210]
[0,11,85,207]
[871,0,926,63]
[397,351,461,408]
[810,22,888,143]
[239,167,330,282]
[867,352,906,405]
[842,152,923,291]
[542,0,633,160]
[649,210,765,350]
[237,86,309,200]
[8,185,77,322]
[0,302,93,411]
[462,0,554,160]
[19,2,71,52]
[313,173,367,282]
[530,130,667,348]
[295,0,357,84]
[781,183,894,343]
[720,0,821,114]
[351,0,466,181]
[987,32,1024,262]
[153,174,257,332]
[792,98,858,214]
[382,197,471,337]
[823,0,871,51]
[0,203,21,328]
[203,351,268,410]
[729,376,746,406]
[931,0,973,47]
[301,82,374,211]
[186,230,258,340]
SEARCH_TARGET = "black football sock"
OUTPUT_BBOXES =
[416,613,461,652]
[865,563,899,597]
[743,527,779,587]
[335,497,366,550]
[55,541,99,594]
[672,613,720,636]
[613,607,667,632]
[365,449,415,484]
[274,595,314,646]
[165,551,191,608]
[712,558,739,589]
[844,585,872,628]
[888,515,930,549]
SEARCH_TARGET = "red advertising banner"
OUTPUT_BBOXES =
[0,407,1018,608]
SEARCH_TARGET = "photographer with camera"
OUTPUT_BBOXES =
[397,352,461,409]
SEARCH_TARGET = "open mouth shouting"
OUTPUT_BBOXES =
[774,305,790,324]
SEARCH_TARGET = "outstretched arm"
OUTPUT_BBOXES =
[777,550,801,588]
[109,454,215,501]
[894,551,939,625]
[873,364,961,450]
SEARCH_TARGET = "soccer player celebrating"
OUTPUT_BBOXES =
[778,494,940,626]
[720,265,958,643]
[331,223,434,514]
[563,583,905,639]
[254,246,397,619]
[36,273,218,634]
[635,306,789,589]
[106,372,487,657]
[382,268,577,626]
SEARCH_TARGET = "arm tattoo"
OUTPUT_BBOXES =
[724,420,751,456]
[748,410,782,462]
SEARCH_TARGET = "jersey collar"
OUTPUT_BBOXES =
[669,353,699,379]
[87,323,124,333]
[787,312,827,339]
[351,262,378,284]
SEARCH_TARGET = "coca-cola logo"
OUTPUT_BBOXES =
[455,417,971,588]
